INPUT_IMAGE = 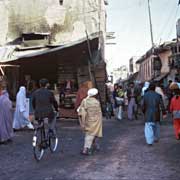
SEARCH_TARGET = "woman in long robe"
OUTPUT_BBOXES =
[13,86,34,130]
[0,87,14,143]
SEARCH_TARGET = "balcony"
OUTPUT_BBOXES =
[169,53,180,69]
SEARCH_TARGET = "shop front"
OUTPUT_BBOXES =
[1,36,106,118]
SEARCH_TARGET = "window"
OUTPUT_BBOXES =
[104,0,109,5]
[59,0,63,5]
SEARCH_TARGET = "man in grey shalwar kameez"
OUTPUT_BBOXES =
[0,87,14,143]
[127,82,139,120]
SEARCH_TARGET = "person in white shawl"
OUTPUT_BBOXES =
[155,86,165,101]
[78,88,102,155]
[177,83,180,89]
[13,86,34,130]
[141,82,150,96]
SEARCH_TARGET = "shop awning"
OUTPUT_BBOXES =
[0,32,99,64]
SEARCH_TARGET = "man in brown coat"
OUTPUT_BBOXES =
[78,88,102,155]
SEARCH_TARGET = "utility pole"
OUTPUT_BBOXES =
[147,0,154,48]
[177,20,180,54]
[177,2,180,54]
[147,0,156,78]
[85,30,103,112]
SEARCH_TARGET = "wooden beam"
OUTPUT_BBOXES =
[0,66,4,75]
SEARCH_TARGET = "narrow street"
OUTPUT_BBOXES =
[0,116,180,180]
[0,1,180,180]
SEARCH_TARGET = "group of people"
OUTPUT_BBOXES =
[111,80,180,145]
[0,78,103,156]
[0,79,58,144]
[1,75,179,154]
[112,82,141,121]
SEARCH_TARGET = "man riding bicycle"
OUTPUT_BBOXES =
[32,79,58,135]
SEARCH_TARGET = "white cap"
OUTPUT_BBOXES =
[87,88,98,97]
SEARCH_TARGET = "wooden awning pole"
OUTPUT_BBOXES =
[85,30,103,112]
[0,66,5,76]
[85,30,94,83]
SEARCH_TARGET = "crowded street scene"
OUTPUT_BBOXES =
[0,0,180,180]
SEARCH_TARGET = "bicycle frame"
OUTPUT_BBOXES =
[32,117,59,161]
[38,119,49,148]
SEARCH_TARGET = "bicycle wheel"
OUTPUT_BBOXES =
[32,128,44,161]
[49,132,58,153]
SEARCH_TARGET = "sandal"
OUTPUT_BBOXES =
[80,148,93,155]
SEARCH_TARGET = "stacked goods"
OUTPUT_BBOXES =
[59,108,78,119]
[59,80,93,119]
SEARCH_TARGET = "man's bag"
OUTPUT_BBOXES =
[173,110,180,119]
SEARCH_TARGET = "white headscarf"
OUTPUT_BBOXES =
[155,86,166,105]
[141,82,150,96]
[177,83,180,89]
[155,87,165,98]
[87,88,98,97]
[16,86,26,112]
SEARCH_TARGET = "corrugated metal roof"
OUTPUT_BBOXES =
[0,33,99,63]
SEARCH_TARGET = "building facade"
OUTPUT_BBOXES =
[136,41,180,85]
[0,0,108,108]
[0,0,106,48]
[112,65,129,84]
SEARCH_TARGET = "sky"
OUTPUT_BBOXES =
[105,0,180,73]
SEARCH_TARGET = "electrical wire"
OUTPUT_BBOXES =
[155,2,179,43]
[167,5,179,39]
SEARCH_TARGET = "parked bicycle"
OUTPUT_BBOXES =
[32,117,58,161]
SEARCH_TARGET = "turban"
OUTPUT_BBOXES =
[87,88,98,97]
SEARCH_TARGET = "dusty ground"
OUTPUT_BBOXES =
[0,116,180,180]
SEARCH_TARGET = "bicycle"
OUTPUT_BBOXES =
[32,117,58,161]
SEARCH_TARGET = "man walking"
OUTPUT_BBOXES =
[142,82,166,145]
[127,82,139,120]
[78,88,102,155]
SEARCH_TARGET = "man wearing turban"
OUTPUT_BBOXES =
[78,88,103,155]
